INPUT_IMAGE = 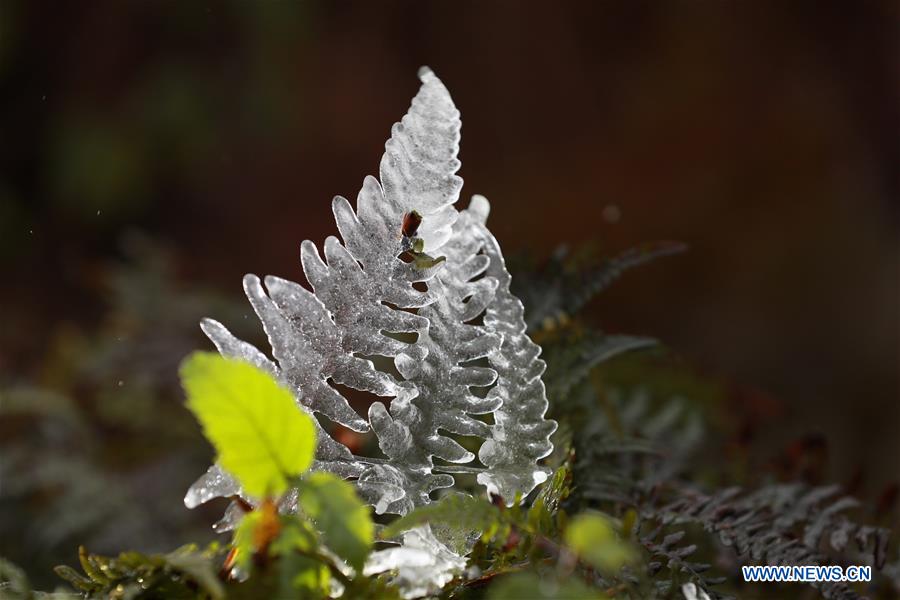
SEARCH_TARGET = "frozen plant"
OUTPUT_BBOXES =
[184,67,557,595]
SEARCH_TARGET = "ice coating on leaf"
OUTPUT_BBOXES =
[184,464,240,509]
[210,490,301,535]
[364,526,466,599]
[185,68,467,518]
[300,234,431,363]
[470,195,559,502]
[184,317,364,508]
[243,273,388,432]
[201,313,367,463]
[213,500,247,533]
[184,68,559,598]
[199,318,277,376]
[380,66,462,253]
[355,463,409,515]
[368,203,501,512]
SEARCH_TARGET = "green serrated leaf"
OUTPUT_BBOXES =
[299,472,374,571]
[180,352,316,497]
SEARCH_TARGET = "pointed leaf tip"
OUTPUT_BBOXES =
[469,195,491,223]
[418,65,435,81]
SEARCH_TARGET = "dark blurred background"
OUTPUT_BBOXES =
[1,0,897,586]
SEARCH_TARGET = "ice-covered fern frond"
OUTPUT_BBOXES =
[467,196,558,500]
[184,67,557,593]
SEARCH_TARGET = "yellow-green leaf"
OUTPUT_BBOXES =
[564,512,637,574]
[299,472,374,571]
[180,352,316,498]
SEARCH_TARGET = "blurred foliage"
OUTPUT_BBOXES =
[53,544,224,600]
[511,241,686,334]
[0,236,257,588]
[1,240,897,599]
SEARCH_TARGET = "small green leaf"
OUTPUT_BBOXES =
[564,512,636,574]
[180,352,316,497]
[299,472,374,571]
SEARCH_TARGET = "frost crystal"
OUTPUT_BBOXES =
[185,67,557,596]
